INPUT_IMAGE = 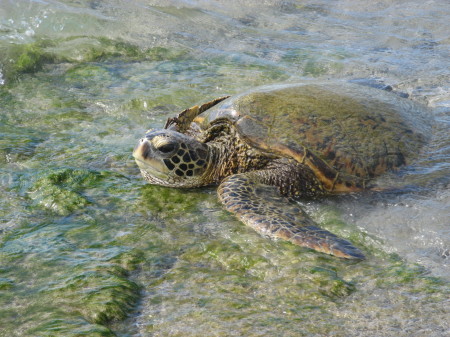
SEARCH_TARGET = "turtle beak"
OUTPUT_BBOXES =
[133,138,151,161]
[133,138,168,174]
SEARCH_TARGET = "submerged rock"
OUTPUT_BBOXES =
[0,37,188,84]
[26,168,104,215]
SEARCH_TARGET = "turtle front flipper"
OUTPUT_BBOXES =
[218,173,365,260]
[164,96,230,132]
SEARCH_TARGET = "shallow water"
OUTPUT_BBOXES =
[0,1,449,336]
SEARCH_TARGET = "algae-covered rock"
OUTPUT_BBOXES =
[0,124,47,164]
[48,270,140,324]
[39,249,143,325]
[373,260,447,293]
[0,41,54,82]
[0,219,144,336]
[26,168,105,215]
[139,184,208,216]
[0,37,188,84]
[64,64,114,88]
[30,317,116,337]
[310,266,356,298]
[0,277,14,290]
[185,240,268,272]
[281,48,347,76]
[46,37,187,63]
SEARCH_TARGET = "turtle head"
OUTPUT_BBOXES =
[133,129,210,187]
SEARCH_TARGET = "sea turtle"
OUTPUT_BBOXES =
[133,81,431,259]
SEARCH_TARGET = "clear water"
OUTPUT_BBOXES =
[0,1,449,336]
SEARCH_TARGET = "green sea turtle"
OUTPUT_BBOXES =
[133,81,430,259]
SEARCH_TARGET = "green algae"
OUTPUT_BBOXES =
[0,124,48,164]
[136,230,448,336]
[64,63,115,90]
[373,260,449,296]
[0,277,14,290]
[126,185,448,336]
[25,168,105,215]
[186,240,268,273]
[134,208,366,334]
[281,48,347,76]
[212,56,290,86]
[0,37,188,84]
[310,266,356,298]
[0,41,53,82]
[31,317,116,337]
[44,36,149,63]
[15,44,52,73]
[46,269,140,324]
[0,75,90,127]
[0,216,145,336]
[312,204,384,258]
[1,165,144,335]
[5,42,54,75]
[139,184,208,216]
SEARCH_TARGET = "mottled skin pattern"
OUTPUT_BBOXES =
[133,82,430,260]
[218,173,363,259]
[134,130,210,188]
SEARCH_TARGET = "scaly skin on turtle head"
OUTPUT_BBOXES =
[133,129,211,188]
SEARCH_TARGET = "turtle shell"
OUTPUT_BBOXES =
[199,81,431,182]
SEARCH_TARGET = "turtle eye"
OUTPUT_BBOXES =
[157,143,176,153]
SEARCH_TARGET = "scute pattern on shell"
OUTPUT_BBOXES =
[204,82,431,180]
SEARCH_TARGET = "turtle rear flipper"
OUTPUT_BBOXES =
[218,172,365,260]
